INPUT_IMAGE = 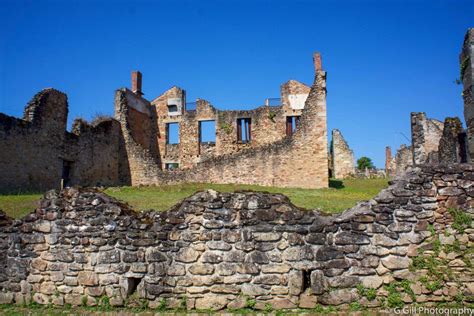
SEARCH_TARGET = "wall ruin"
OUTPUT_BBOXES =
[461,28,474,162]
[330,129,355,179]
[411,112,444,165]
[0,164,472,310]
[115,53,329,189]
[0,89,129,192]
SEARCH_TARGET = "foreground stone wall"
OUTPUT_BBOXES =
[0,164,472,310]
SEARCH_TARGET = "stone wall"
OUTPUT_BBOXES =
[461,28,474,162]
[392,144,413,177]
[0,164,473,310]
[438,117,467,164]
[148,58,314,172]
[411,112,444,165]
[117,55,329,189]
[0,89,129,192]
[330,129,355,179]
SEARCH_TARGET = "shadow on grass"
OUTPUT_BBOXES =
[329,179,345,189]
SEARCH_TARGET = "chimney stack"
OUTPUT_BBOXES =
[385,146,392,173]
[131,71,143,96]
[313,52,323,72]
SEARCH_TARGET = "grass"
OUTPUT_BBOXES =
[0,178,388,219]
[0,193,41,219]
[105,178,388,213]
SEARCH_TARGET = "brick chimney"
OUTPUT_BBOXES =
[313,52,323,72]
[131,71,143,96]
[385,146,392,173]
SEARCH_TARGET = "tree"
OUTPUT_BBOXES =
[357,157,374,170]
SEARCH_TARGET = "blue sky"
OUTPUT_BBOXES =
[0,0,472,168]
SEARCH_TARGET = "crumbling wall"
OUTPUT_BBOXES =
[66,118,128,187]
[411,112,444,165]
[461,28,474,162]
[0,89,127,192]
[152,61,328,189]
[0,89,67,192]
[385,146,392,177]
[0,164,473,310]
[117,54,329,189]
[393,144,413,176]
[438,117,466,164]
[114,89,161,186]
[330,129,355,179]
[149,72,311,170]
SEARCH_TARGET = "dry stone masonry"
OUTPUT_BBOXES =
[0,164,472,310]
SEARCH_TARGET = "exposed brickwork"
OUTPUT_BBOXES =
[0,164,472,309]
[330,129,355,179]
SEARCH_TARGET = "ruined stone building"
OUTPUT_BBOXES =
[0,53,331,191]
[329,129,355,179]
[386,28,474,178]
[462,28,474,161]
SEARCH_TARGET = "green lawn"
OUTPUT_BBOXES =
[0,179,388,219]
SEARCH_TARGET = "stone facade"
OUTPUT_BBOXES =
[330,129,355,179]
[0,164,473,310]
[0,53,328,191]
[115,53,329,189]
[411,112,444,165]
[0,89,129,192]
[461,28,474,162]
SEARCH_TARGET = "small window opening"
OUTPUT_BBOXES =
[237,118,251,143]
[168,104,178,114]
[286,116,301,136]
[61,160,73,188]
[165,163,179,170]
[166,122,180,144]
[126,277,142,297]
[302,269,312,292]
[199,120,216,144]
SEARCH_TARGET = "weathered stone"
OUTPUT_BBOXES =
[299,293,317,308]
[77,271,99,286]
[241,284,269,296]
[195,295,228,310]
[381,255,410,270]
[261,264,291,274]
[315,246,343,261]
[174,248,199,263]
[318,288,357,305]
[189,264,214,275]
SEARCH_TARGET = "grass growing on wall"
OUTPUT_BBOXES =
[0,178,388,219]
